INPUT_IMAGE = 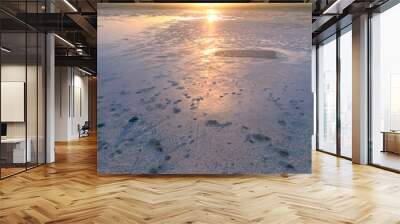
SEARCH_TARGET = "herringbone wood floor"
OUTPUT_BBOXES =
[1,135,400,224]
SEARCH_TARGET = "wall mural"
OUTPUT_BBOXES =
[98,3,312,174]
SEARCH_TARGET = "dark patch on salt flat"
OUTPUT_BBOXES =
[214,49,282,59]
[155,103,167,110]
[120,90,130,95]
[167,80,179,86]
[278,150,289,157]
[278,120,286,126]
[241,125,249,130]
[205,120,232,128]
[173,99,182,104]
[136,86,155,94]
[149,167,159,174]
[279,161,295,169]
[129,116,139,123]
[173,107,181,114]
[183,93,191,99]
[148,138,163,152]
[153,73,168,79]
[245,133,271,144]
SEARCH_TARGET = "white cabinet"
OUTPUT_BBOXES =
[1,138,32,163]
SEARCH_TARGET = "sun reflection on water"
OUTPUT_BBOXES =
[206,9,221,23]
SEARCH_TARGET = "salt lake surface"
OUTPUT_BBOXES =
[97,3,312,174]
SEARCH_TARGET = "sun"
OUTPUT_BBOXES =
[206,9,221,22]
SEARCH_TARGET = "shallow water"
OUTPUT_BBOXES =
[97,4,313,174]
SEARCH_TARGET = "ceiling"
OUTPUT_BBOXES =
[0,0,97,73]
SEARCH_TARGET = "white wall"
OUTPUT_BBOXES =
[55,67,89,141]
[70,73,89,139]
[55,66,70,141]
[1,65,38,138]
[1,65,25,81]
